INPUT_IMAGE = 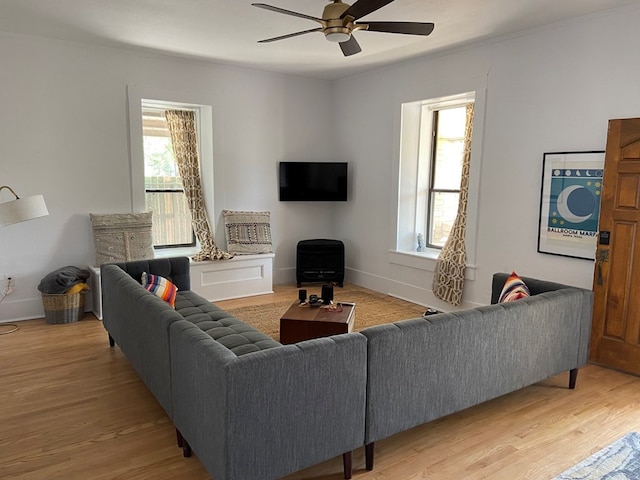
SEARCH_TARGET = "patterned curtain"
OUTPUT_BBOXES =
[431,103,475,306]
[164,110,232,261]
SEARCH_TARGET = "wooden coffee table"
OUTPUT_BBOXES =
[279,301,356,344]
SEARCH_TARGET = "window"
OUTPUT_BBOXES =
[141,107,195,249]
[396,91,477,255]
[127,86,216,258]
[424,105,468,248]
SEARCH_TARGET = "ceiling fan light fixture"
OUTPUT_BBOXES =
[253,0,436,57]
[324,27,351,42]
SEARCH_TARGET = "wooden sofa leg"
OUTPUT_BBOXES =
[342,451,352,479]
[108,334,115,347]
[365,442,375,471]
[182,439,192,458]
[176,429,191,458]
[569,368,578,389]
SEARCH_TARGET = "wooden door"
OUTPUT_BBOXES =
[590,117,640,375]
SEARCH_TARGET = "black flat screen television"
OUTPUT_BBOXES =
[279,162,348,202]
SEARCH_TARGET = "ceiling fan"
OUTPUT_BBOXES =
[251,0,435,57]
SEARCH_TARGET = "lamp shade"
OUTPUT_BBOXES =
[0,194,49,226]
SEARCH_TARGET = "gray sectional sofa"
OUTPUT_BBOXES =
[101,259,593,479]
[361,272,593,469]
[101,257,366,480]
[170,321,366,480]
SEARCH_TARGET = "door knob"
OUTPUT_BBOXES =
[596,249,609,285]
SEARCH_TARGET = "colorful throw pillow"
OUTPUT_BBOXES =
[498,271,530,303]
[141,272,177,308]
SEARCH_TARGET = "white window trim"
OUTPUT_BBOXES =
[391,77,487,271]
[419,93,475,248]
[127,85,218,256]
[388,249,477,281]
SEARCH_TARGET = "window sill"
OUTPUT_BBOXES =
[388,249,476,280]
[154,246,199,259]
[154,247,276,264]
[190,252,275,265]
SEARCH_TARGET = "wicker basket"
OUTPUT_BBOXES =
[42,292,86,324]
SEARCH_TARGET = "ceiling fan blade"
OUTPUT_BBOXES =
[341,0,395,21]
[340,36,362,56]
[364,21,435,36]
[258,27,323,43]
[252,3,322,23]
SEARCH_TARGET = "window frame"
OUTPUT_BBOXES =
[141,106,196,249]
[127,85,217,257]
[424,103,470,249]
[392,83,485,278]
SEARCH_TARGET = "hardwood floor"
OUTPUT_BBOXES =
[2,284,640,479]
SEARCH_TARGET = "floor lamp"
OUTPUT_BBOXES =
[0,185,49,334]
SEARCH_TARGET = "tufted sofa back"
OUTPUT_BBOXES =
[110,256,191,291]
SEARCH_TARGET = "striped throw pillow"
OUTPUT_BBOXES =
[498,271,530,303]
[141,272,178,308]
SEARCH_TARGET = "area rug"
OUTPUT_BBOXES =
[224,290,427,341]
[553,432,640,479]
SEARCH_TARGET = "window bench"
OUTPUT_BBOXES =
[189,253,274,302]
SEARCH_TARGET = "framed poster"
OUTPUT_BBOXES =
[537,151,605,260]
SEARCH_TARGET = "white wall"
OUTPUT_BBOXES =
[2,4,639,321]
[0,33,334,321]
[332,5,640,309]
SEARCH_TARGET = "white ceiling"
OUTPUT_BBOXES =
[0,0,636,79]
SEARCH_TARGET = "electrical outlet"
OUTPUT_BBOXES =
[3,275,15,296]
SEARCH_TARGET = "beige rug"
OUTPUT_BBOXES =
[225,290,427,341]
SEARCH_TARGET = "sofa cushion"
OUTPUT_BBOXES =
[498,271,530,303]
[142,272,178,307]
[175,291,281,355]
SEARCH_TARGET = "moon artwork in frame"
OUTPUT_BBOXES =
[537,151,605,260]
